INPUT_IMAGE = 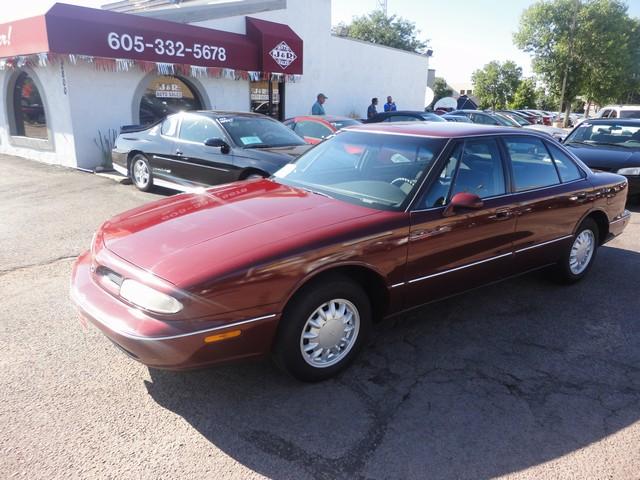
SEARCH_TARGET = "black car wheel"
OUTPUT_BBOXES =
[274,275,371,382]
[130,154,153,192]
[552,218,599,284]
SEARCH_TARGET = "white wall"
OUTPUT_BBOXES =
[192,0,429,118]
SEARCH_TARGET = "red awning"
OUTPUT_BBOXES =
[246,17,303,75]
[0,3,303,75]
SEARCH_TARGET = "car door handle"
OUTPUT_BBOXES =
[175,149,183,156]
[569,192,588,201]
[489,209,513,220]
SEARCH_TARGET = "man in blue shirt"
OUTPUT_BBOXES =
[311,93,328,115]
[384,96,397,112]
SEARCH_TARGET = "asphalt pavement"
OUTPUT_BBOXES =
[2,153,640,480]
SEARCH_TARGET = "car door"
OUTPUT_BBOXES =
[501,135,593,271]
[173,115,238,186]
[404,137,518,307]
[294,119,334,144]
[145,115,180,182]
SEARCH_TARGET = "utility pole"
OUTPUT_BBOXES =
[558,0,580,127]
[376,0,388,15]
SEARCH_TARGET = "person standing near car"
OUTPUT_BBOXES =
[384,96,397,112]
[311,93,328,115]
[367,97,379,119]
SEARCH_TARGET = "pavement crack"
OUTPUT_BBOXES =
[0,254,79,276]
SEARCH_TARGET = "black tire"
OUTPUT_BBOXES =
[130,154,153,192]
[274,275,372,382]
[551,218,599,284]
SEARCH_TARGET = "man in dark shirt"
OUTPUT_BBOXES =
[384,96,397,112]
[367,97,378,119]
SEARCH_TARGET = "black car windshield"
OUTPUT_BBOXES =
[273,131,446,211]
[565,121,640,148]
[500,112,529,126]
[219,116,306,148]
[329,118,361,130]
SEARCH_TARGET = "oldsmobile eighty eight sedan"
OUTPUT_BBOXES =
[71,123,630,381]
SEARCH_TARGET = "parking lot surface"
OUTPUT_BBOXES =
[2,154,640,480]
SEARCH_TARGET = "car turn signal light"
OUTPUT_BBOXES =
[204,330,242,344]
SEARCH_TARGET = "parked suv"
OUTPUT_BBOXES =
[595,105,640,119]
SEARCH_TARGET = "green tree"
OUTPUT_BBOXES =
[431,77,453,107]
[333,10,428,54]
[471,61,523,110]
[514,0,638,125]
[510,78,538,109]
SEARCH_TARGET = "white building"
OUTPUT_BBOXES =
[0,0,430,170]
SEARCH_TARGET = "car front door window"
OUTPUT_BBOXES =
[179,117,225,144]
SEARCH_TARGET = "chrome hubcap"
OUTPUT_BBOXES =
[300,299,360,368]
[133,159,149,187]
[569,230,595,275]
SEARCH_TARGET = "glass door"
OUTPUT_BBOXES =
[250,78,284,120]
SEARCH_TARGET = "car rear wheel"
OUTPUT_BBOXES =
[274,276,371,382]
[130,154,153,192]
[552,218,599,283]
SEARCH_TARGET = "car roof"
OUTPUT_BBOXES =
[576,118,640,125]
[286,115,357,122]
[376,110,427,116]
[346,121,548,138]
[189,110,269,119]
[600,105,640,110]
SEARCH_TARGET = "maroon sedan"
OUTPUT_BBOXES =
[71,123,630,381]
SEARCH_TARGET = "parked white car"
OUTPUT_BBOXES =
[594,105,640,119]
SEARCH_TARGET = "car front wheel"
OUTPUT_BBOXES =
[553,218,599,283]
[130,154,153,192]
[274,276,371,382]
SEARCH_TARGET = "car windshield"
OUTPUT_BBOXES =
[329,118,361,130]
[501,113,529,126]
[273,131,446,211]
[219,116,306,148]
[565,121,640,148]
[492,113,521,127]
[420,113,446,122]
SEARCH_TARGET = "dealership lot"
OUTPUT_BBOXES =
[2,154,640,479]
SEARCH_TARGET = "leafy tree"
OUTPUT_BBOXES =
[431,77,453,107]
[472,61,522,110]
[514,0,639,125]
[510,78,538,109]
[333,10,428,54]
[535,86,559,111]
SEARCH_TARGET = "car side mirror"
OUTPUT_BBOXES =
[443,192,483,217]
[204,137,230,154]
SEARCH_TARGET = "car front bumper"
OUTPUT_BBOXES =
[70,251,280,370]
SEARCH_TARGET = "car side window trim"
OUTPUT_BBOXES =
[542,140,587,182]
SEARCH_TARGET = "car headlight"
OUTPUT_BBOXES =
[120,279,183,314]
[617,167,640,176]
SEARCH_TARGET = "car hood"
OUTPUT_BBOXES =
[237,144,312,172]
[564,143,640,169]
[101,179,379,285]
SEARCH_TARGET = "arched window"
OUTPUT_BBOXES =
[139,75,202,125]
[12,71,48,139]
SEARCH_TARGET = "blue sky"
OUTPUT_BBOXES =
[332,0,640,85]
[4,0,640,86]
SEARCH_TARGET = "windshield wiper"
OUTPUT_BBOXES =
[243,143,271,149]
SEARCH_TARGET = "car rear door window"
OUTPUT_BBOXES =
[505,137,561,191]
[546,143,584,182]
[295,120,333,139]
[179,116,225,144]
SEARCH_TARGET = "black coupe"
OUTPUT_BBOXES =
[112,111,312,192]
[364,111,446,124]
[564,118,640,200]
